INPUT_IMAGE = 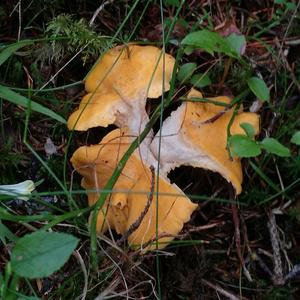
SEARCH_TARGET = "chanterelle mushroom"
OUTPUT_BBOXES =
[71,128,197,250]
[68,45,260,250]
[67,44,175,135]
[150,88,260,194]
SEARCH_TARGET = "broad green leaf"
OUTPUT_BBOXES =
[0,85,66,124]
[182,29,244,58]
[225,33,246,57]
[229,134,261,157]
[247,77,270,102]
[260,138,290,157]
[240,122,256,138]
[291,131,300,145]
[177,62,197,83]
[286,2,297,10]
[11,231,79,278]
[190,73,211,88]
[0,40,34,66]
[182,30,232,56]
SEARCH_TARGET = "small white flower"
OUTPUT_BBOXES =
[0,180,35,201]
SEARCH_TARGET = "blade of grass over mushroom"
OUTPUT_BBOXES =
[181,97,231,107]
[0,85,66,124]
[182,89,250,108]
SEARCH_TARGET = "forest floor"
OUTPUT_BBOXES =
[0,1,300,299]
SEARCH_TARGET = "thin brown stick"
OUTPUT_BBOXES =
[231,204,244,266]
[268,211,284,285]
[187,221,225,232]
[89,0,114,26]
[117,166,155,246]
[201,279,243,300]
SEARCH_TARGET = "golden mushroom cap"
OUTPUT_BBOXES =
[67,45,175,131]
[85,44,175,99]
[150,88,260,195]
[70,128,197,249]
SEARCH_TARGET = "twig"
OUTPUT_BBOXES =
[251,252,273,277]
[231,204,244,266]
[240,215,253,282]
[267,211,284,285]
[201,279,241,300]
[73,250,88,300]
[117,166,155,246]
[9,0,22,41]
[187,221,225,232]
[89,0,114,26]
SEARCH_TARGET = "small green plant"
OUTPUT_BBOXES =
[46,14,109,63]
[291,131,300,145]
[181,29,246,58]
[177,62,211,88]
[229,126,300,158]
[229,133,291,158]
[0,231,78,300]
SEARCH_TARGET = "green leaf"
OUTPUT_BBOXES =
[240,122,256,138]
[0,85,66,124]
[225,33,246,57]
[190,73,211,88]
[182,29,244,58]
[291,131,300,145]
[229,134,261,157]
[177,62,197,83]
[11,231,79,278]
[247,77,270,102]
[286,2,297,10]
[0,40,34,66]
[260,138,290,157]
[182,30,231,56]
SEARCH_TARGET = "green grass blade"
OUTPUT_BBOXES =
[249,161,281,193]
[0,85,66,124]
[0,40,34,66]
